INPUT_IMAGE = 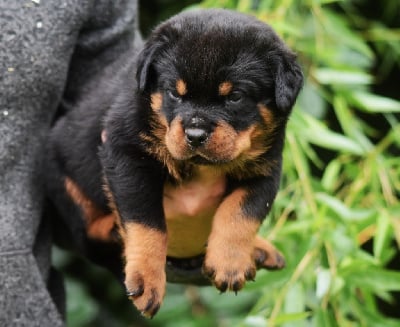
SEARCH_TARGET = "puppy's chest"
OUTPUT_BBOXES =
[163,167,227,258]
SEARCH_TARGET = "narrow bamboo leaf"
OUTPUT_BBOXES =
[333,95,373,151]
[324,11,374,59]
[391,214,400,248]
[316,193,375,221]
[306,126,364,155]
[245,269,291,291]
[315,309,339,327]
[272,312,311,325]
[243,316,267,327]
[353,298,400,327]
[321,160,341,191]
[314,68,373,85]
[298,81,327,118]
[316,269,331,299]
[284,283,305,315]
[348,91,400,113]
[344,267,400,292]
[373,211,393,261]
[330,276,345,296]
[299,112,365,155]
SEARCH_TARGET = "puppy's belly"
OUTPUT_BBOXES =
[163,169,226,258]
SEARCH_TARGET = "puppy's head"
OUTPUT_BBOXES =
[137,9,303,166]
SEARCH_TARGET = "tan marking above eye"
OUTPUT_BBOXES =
[176,79,187,96]
[218,81,233,96]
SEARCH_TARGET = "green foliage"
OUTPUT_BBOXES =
[187,0,400,326]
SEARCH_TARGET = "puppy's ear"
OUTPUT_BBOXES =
[274,51,303,112]
[136,35,170,92]
[136,42,160,92]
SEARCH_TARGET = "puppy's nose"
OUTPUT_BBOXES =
[185,127,208,147]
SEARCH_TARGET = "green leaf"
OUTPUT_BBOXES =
[271,312,312,325]
[316,193,375,222]
[321,160,341,191]
[314,308,339,327]
[374,210,394,261]
[246,269,291,291]
[323,11,374,60]
[353,298,400,327]
[284,283,305,315]
[343,267,400,292]
[333,95,374,151]
[298,80,327,118]
[348,91,400,113]
[316,269,331,299]
[243,316,267,327]
[296,112,366,155]
[314,68,373,85]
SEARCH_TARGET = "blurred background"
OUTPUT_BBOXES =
[53,0,400,326]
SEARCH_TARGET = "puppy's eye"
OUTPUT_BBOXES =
[167,90,182,102]
[227,92,243,104]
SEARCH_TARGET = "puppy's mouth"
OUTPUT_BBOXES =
[188,154,225,165]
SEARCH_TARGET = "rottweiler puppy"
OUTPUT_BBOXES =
[47,9,303,317]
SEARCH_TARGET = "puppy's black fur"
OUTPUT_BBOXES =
[47,9,303,317]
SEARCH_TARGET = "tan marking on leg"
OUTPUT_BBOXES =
[65,177,115,241]
[176,79,187,96]
[253,235,285,270]
[218,81,233,96]
[86,214,117,241]
[203,188,260,292]
[121,223,167,318]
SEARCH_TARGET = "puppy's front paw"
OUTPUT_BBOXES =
[121,224,167,318]
[203,244,256,293]
[125,262,166,318]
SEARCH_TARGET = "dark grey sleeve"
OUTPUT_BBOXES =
[61,0,143,109]
[0,1,140,326]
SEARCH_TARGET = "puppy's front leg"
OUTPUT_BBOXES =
[203,176,279,292]
[101,143,166,317]
[120,221,167,318]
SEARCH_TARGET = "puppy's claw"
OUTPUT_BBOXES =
[218,281,228,293]
[126,287,144,298]
[232,281,241,294]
